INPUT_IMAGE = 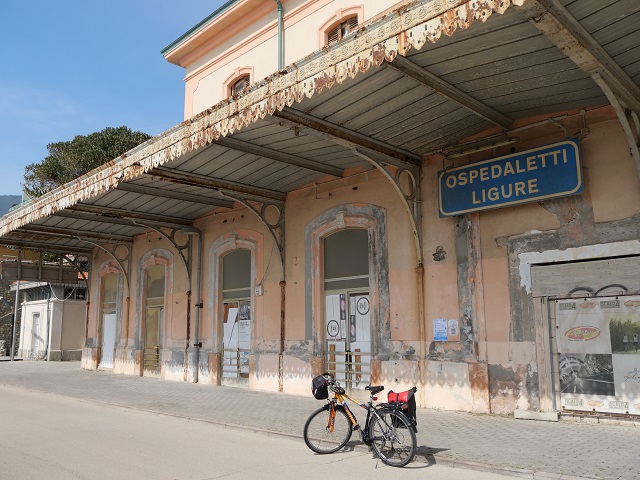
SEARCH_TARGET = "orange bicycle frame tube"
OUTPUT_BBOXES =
[327,402,336,432]
[334,392,359,426]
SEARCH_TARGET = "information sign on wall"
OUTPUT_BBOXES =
[438,139,583,217]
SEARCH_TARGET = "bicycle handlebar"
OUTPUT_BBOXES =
[322,372,347,394]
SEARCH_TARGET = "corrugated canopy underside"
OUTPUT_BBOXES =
[1,0,638,255]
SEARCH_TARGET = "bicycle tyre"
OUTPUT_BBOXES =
[368,408,417,467]
[303,404,353,454]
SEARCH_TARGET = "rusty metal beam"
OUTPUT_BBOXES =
[54,209,193,231]
[216,136,343,177]
[272,108,421,167]
[222,193,285,281]
[69,203,193,227]
[17,225,133,244]
[116,182,235,209]
[52,210,147,228]
[0,237,93,255]
[516,0,640,114]
[148,167,287,203]
[387,56,513,129]
[352,149,423,264]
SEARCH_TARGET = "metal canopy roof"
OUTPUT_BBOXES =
[1,0,639,258]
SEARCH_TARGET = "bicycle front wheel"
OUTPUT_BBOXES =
[303,404,353,454]
[369,408,417,467]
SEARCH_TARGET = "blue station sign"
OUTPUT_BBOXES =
[438,139,583,217]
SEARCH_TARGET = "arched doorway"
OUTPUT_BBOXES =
[143,264,165,377]
[323,228,371,393]
[306,205,391,397]
[99,272,118,369]
[221,248,252,387]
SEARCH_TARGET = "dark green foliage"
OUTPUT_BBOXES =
[23,126,152,197]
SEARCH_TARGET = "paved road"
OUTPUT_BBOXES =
[2,387,526,480]
[1,361,638,479]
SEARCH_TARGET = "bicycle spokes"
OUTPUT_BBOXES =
[304,374,416,466]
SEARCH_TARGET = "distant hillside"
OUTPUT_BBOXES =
[0,195,22,216]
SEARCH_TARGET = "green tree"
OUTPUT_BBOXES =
[23,126,152,197]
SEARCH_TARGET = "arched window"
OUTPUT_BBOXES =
[318,7,363,48]
[223,67,254,99]
[231,75,250,96]
[327,16,358,45]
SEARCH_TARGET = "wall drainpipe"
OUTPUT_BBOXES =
[271,0,286,386]
[274,0,284,70]
[279,280,286,392]
[416,263,426,407]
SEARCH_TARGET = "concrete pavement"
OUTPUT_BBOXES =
[0,360,637,479]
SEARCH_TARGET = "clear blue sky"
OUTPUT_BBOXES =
[0,0,227,196]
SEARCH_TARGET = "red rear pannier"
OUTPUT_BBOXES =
[387,387,417,432]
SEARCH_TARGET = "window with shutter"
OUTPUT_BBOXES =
[231,75,250,96]
[326,16,358,45]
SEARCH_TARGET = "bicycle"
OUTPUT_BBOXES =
[303,372,417,467]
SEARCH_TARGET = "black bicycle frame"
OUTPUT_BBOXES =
[337,397,397,446]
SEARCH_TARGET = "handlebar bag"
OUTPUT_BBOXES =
[311,375,329,400]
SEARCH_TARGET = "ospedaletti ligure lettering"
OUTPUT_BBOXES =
[438,139,583,216]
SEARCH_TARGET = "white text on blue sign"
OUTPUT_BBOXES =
[438,139,583,217]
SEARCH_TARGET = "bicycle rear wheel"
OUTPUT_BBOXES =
[303,404,353,454]
[369,408,416,467]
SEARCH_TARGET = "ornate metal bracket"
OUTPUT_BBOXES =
[130,221,193,289]
[352,148,423,264]
[220,192,285,281]
[75,238,132,293]
[61,253,91,294]
[591,70,640,179]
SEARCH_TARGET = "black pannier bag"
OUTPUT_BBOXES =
[387,386,418,432]
[311,375,329,400]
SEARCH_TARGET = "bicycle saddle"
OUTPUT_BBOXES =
[365,385,384,394]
